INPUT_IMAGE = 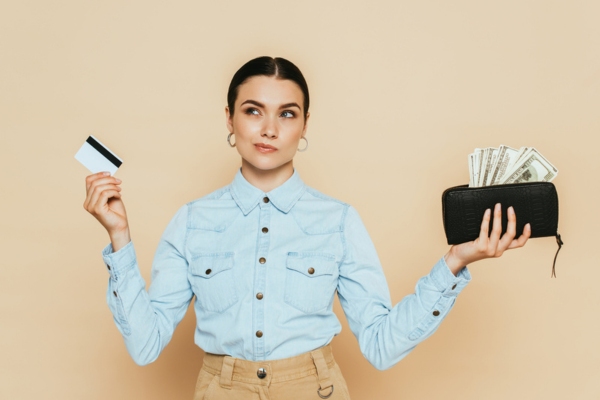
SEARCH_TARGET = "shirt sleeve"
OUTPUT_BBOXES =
[337,206,471,370]
[102,205,192,366]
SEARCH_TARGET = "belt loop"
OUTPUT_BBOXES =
[219,356,235,390]
[310,347,334,399]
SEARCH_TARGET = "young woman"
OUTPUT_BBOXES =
[84,56,530,399]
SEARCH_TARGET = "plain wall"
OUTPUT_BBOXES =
[1,1,599,399]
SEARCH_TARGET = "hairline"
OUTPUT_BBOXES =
[231,74,308,117]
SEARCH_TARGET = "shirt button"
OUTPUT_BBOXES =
[256,293,264,300]
[113,291,118,297]
[433,310,440,316]
[308,267,315,275]
[263,197,269,203]
[452,284,457,290]
[106,264,111,271]
[256,330,263,338]
[262,227,269,234]
[257,368,267,379]
[259,257,266,264]
[205,269,212,275]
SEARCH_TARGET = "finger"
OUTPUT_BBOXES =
[478,208,492,242]
[509,223,531,249]
[91,184,122,207]
[498,206,517,250]
[86,184,122,214]
[85,177,121,208]
[86,181,121,207]
[487,203,503,250]
[96,190,122,212]
[86,176,121,203]
[86,171,111,191]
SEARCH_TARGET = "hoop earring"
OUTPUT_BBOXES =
[227,132,236,147]
[297,136,308,152]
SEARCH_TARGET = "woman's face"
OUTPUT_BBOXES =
[226,75,309,176]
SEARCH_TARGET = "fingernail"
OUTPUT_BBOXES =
[508,206,514,215]
[103,172,110,176]
[115,178,122,183]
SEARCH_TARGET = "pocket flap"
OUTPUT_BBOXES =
[286,253,337,278]
[190,252,234,279]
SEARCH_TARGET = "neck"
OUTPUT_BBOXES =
[240,159,294,192]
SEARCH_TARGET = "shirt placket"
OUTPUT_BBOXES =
[253,195,271,360]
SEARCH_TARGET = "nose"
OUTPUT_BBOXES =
[261,117,278,139]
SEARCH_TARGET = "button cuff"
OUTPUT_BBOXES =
[430,257,472,296]
[101,241,137,280]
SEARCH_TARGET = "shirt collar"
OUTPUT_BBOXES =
[230,169,306,215]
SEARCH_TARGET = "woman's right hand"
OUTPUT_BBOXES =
[84,171,131,251]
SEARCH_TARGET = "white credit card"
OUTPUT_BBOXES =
[75,135,123,175]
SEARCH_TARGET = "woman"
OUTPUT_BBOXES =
[84,56,530,399]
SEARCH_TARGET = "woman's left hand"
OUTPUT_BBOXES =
[444,203,531,275]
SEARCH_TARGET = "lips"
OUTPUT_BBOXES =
[255,143,277,153]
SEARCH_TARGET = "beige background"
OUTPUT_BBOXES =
[1,1,599,399]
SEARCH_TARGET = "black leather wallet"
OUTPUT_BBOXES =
[442,182,563,277]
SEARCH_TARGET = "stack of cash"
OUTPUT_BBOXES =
[468,146,558,187]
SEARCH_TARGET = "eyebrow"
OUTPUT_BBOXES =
[240,99,301,110]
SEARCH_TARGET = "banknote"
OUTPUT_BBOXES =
[502,148,558,184]
[470,148,482,187]
[488,145,518,185]
[482,147,499,186]
[468,146,557,187]
[468,153,475,187]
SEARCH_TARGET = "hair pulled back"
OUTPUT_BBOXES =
[227,56,310,118]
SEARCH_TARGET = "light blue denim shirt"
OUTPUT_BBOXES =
[102,169,471,370]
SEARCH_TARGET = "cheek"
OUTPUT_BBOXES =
[282,135,303,155]
[233,118,258,137]
[281,117,305,133]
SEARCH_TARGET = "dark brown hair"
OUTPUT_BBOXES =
[227,56,310,118]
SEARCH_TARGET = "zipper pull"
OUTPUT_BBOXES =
[552,233,563,278]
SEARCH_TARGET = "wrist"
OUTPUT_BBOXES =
[444,247,467,276]
[109,228,131,252]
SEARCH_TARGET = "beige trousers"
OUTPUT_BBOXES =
[193,344,351,400]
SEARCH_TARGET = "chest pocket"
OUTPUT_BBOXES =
[284,252,338,314]
[188,252,238,313]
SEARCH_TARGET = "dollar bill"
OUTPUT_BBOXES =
[476,148,486,187]
[468,153,475,187]
[502,148,558,184]
[468,148,482,187]
[483,148,499,186]
[468,146,558,187]
[513,146,530,167]
[489,145,518,185]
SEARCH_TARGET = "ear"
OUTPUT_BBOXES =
[225,106,233,133]
[302,111,310,136]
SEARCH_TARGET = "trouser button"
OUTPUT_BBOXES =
[257,368,267,379]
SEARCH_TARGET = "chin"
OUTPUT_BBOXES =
[244,157,292,173]
[251,162,285,172]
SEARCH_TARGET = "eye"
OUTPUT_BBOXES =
[244,107,260,116]
[280,110,295,118]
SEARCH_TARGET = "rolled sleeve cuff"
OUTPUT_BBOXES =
[429,257,471,297]
[101,241,137,280]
